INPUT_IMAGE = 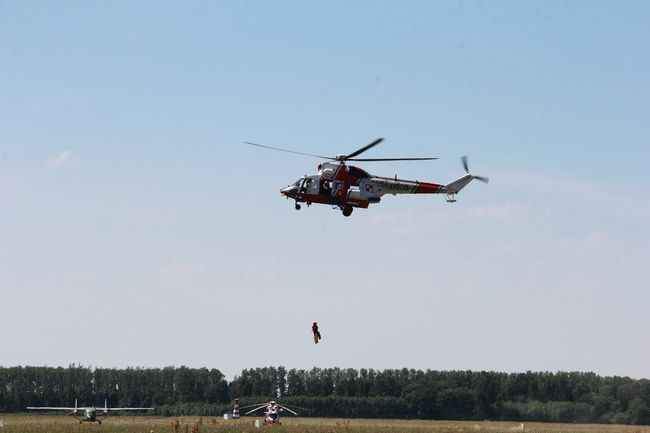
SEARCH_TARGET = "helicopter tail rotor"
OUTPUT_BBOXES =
[443,156,489,197]
[461,155,489,184]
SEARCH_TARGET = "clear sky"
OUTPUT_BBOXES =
[1,1,649,380]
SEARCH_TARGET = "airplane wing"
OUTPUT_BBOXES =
[107,407,153,411]
[26,407,87,411]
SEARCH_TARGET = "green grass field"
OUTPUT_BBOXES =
[1,415,649,433]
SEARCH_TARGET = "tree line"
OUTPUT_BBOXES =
[1,366,650,425]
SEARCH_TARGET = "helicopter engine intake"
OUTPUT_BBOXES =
[347,188,380,204]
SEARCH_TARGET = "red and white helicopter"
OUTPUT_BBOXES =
[240,400,299,425]
[246,138,488,216]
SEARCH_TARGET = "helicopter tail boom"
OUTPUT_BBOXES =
[443,174,475,194]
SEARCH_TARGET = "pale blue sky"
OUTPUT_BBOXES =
[1,1,649,380]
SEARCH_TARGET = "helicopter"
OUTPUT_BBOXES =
[240,400,300,425]
[245,138,488,216]
[27,398,153,424]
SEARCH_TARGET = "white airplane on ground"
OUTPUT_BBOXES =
[27,398,153,424]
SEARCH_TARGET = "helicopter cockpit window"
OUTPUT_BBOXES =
[300,178,312,193]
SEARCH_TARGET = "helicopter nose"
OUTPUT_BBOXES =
[281,185,298,197]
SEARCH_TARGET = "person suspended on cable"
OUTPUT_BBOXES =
[312,322,321,344]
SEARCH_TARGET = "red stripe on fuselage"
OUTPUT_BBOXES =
[413,182,443,194]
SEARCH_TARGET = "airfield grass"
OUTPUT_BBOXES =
[1,415,650,433]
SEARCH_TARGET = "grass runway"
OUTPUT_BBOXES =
[1,415,650,433]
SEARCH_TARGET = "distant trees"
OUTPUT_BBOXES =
[226,368,650,424]
[2,365,650,425]
[0,365,229,411]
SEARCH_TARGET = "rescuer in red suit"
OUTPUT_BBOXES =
[312,322,321,344]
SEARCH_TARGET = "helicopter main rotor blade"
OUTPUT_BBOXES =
[343,138,384,160]
[278,405,298,415]
[348,157,438,161]
[238,403,266,410]
[244,142,335,160]
[244,405,268,415]
[246,138,436,163]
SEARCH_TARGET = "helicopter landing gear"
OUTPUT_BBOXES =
[342,205,353,217]
[295,203,301,210]
[444,193,457,203]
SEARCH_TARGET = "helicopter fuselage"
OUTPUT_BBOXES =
[262,403,282,425]
[281,161,449,216]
